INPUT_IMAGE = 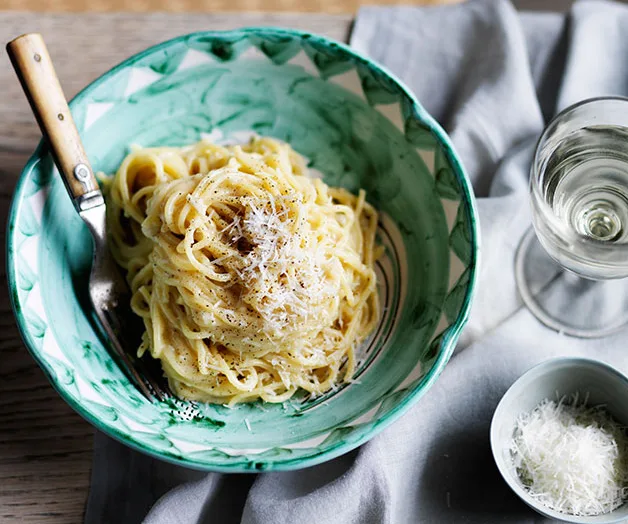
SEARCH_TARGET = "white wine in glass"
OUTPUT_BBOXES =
[516,97,628,337]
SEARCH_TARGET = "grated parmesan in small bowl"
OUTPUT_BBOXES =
[491,358,628,523]
[512,395,628,516]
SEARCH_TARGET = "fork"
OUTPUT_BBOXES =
[7,33,169,402]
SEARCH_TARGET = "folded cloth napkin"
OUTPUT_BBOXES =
[85,1,628,522]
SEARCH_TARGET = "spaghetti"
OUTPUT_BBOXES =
[105,137,379,404]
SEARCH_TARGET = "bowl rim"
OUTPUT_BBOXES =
[7,26,480,471]
[490,357,628,523]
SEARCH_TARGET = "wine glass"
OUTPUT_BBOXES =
[515,97,628,338]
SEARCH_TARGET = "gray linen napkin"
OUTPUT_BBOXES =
[85,1,628,522]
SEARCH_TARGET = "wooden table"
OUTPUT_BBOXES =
[1,0,459,13]
[0,12,355,523]
[0,2,588,521]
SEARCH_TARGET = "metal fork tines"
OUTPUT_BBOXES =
[80,200,170,402]
[7,34,170,404]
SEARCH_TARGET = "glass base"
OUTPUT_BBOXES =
[515,228,628,338]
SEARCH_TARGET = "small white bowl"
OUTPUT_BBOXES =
[490,357,628,524]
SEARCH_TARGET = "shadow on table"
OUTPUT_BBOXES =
[0,145,96,519]
[416,425,536,523]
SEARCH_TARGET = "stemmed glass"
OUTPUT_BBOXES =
[515,97,628,338]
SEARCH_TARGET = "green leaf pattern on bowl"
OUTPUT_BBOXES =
[7,28,478,471]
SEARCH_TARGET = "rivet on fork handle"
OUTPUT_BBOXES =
[7,32,167,403]
[6,33,102,211]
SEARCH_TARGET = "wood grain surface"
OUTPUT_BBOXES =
[0,12,351,524]
[0,0,593,13]
[7,33,101,201]
[0,0,461,14]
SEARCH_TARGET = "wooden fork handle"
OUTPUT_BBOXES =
[7,33,100,206]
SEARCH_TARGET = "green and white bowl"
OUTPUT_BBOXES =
[7,28,479,471]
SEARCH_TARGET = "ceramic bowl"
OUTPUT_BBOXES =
[8,28,478,471]
[491,358,628,523]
